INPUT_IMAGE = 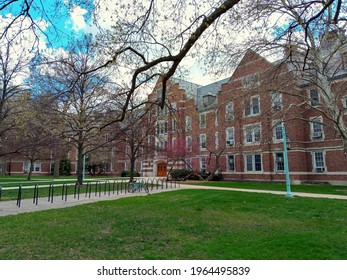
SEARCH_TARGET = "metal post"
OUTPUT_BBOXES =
[82,152,86,184]
[282,125,293,198]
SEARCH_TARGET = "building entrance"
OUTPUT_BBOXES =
[157,163,167,177]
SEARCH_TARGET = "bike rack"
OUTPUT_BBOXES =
[48,183,54,203]
[16,185,22,207]
[33,184,39,205]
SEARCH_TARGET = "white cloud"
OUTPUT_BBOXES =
[69,5,88,32]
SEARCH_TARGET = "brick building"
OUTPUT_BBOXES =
[128,49,347,185]
[2,49,346,185]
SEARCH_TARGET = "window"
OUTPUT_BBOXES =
[200,157,207,171]
[226,127,235,146]
[200,113,206,129]
[309,89,319,107]
[310,117,324,140]
[186,136,192,152]
[203,94,216,106]
[244,124,261,144]
[272,92,282,111]
[200,134,207,150]
[273,122,283,141]
[245,96,260,116]
[245,154,262,172]
[226,102,233,120]
[156,89,162,102]
[156,122,168,135]
[23,162,29,173]
[156,104,168,116]
[186,116,192,131]
[215,109,219,126]
[227,155,235,172]
[172,137,176,149]
[215,132,219,149]
[172,119,177,132]
[243,74,259,89]
[313,151,326,172]
[186,158,192,170]
[275,152,285,172]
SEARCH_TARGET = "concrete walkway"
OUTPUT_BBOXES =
[0,183,346,217]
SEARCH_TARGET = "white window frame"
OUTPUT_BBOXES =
[215,109,219,126]
[227,154,235,172]
[313,151,326,173]
[274,152,285,173]
[272,92,282,111]
[245,154,262,172]
[186,136,192,152]
[185,158,192,170]
[215,132,219,149]
[200,157,207,171]
[200,134,207,150]
[226,127,235,146]
[310,116,324,140]
[172,119,177,132]
[244,124,261,145]
[185,116,192,131]
[309,89,320,107]
[225,102,233,120]
[200,113,206,129]
[172,137,176,149]
[244,96,260,117]
[273,121,284,142]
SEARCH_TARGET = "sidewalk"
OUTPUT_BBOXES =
[1,183,346,217]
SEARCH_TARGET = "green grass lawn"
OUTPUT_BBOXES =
[187,181,347,196]
[0,189,346,260]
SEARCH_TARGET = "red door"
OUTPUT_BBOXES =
[157,163,167,177]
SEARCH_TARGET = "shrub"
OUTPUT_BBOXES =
[121,170,140,177]
[59,159,71,176]
[169,169,191,180]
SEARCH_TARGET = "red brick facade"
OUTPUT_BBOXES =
[135,50,347,185]
[2,50,346,185]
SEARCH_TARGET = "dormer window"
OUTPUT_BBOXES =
[202,94,216,107]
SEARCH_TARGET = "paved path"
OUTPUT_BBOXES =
[0,183,346,217]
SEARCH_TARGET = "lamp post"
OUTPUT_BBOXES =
[282,125,293,198]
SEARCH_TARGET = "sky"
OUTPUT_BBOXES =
[0,0,231,87]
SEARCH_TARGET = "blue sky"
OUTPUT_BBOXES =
[1,0,93,49]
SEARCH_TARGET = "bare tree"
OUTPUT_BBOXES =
[114,107,157,182]
[0,35,31,148]
[31,37,121,185]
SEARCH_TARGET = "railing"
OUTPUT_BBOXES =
[0,178,180,208]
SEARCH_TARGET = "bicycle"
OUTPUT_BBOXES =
[127,180,149,193]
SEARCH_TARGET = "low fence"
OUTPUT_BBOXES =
[0,178,180,208]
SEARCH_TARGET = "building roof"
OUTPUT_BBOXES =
[196,77,229,112]
[170,78,202,100]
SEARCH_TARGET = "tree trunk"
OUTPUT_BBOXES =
[27,159,34,181]
[129,156,136,182]
[206,155,221,181]
[76,143,84,186]
[53,159,60,177]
